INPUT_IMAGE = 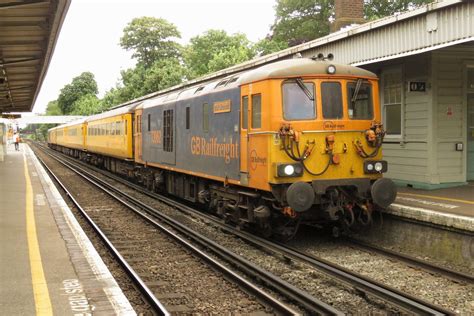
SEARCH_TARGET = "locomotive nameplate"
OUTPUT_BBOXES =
[213,99,231,113]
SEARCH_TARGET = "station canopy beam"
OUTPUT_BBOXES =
[0,0,71,114]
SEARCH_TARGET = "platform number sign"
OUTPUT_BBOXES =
[408,81,426,92]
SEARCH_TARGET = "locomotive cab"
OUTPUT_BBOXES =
[238,58,396,237]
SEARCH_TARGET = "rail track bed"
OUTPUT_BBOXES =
[33,144,299,315]
[33,143,472,315]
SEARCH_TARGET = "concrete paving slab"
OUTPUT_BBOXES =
[0,144,135,315]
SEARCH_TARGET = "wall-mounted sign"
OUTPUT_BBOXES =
[446,106,453,117]
[1,114,21,119]
[213,99,231,113]
[408,81,426,92]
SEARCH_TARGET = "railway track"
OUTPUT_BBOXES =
[35,150,170,315]
[33,143,337,315]
[33,142,462,315]
[345,238,474,284]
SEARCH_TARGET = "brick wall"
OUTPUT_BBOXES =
[332,0,365,32]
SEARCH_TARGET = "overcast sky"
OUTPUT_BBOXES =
[33,0,276,114]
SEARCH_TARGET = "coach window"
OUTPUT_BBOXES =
[242,96,248,129]
[203,103,209,133]
[283,80,315,120]
[186,106,190,130]
[251,94,262,129]
[322,82,343,119]
[347,81,373,119]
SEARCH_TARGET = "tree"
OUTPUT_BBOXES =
[253,37,289,57]
[271,0,334,46]
[102,58,186,107]
[184,30,255,78]
[70,94,102,116]
[364,0,433,20]
[45,100,62,115]
[57,72,98,114]
[270,0,434,47]
[120,17,182,68]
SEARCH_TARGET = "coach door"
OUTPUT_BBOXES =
[467,67,474,180]
[240,87,250,185]
[247,84,270,191]
[161,103,176,165]
[134,109,143,163]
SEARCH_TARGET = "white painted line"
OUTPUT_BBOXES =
[387,203,474,232]
[26,146,136,315]
[396,196,459,209]
[35,194,46,206]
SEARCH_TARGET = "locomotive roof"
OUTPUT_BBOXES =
[238,58,377,85]
[140,58,376,109]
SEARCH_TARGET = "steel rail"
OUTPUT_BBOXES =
[35,143,455,315]
[35,145,331,315]
[346,238,474,284]
[155,203,455,316]
[34,153,170,316]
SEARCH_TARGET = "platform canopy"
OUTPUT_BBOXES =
[0,0,71,114]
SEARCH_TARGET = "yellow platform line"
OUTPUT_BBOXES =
[24,152,53,315]
[398,192,474,205]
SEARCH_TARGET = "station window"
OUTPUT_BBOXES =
[347,81,373,120]
[203,103,209,133]
[282,80,315,120]
[148,114,151,132]
[321,82,343,119]
[186,106,190,130]
[251,94,262,129]
[382,69,402,136]
[242,96,248,129]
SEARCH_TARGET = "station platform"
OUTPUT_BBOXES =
[385,182,474,232]
[0,143,135,315]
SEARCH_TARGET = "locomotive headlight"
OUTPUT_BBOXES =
[364,160,388,174]
[284,165,295,176]
[374,162,383,172]
[277,163,304,177]
[327,65,336,74]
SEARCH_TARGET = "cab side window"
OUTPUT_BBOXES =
[251,94,261,129]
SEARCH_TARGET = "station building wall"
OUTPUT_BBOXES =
[432,45,474,185]
[363,43,474,189]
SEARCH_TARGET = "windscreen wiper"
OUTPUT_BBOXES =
[351,78,363,103]
[296,78,314,101]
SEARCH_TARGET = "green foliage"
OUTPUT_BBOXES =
[102,58,186,107]
[57,72,98,114]
[253,38,289,57]
[270,0,433,47]
[271,0,334,46]
[70,94,102,115]
[364,0,433,20]
[120,16,182,68]
[45,100,62,115]
[184,30,255,79]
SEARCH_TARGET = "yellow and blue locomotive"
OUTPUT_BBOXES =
[49,58,396,238]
